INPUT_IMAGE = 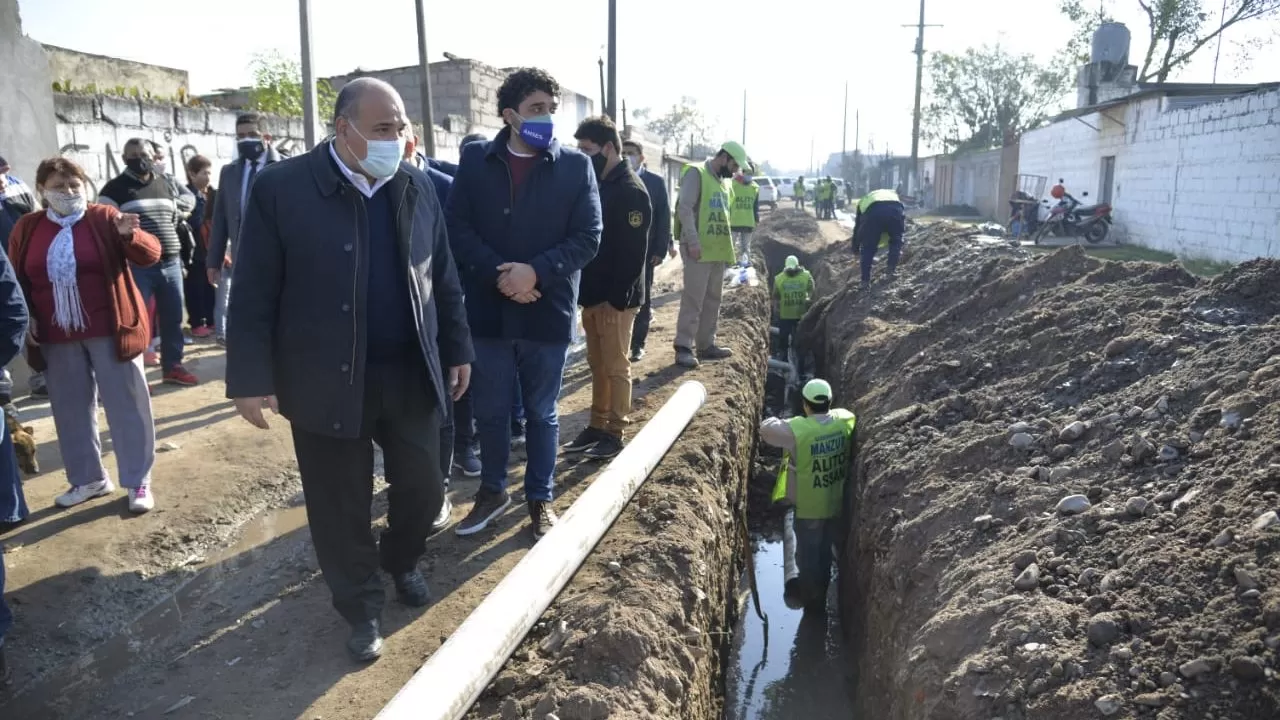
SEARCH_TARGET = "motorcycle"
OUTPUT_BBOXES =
[1032,191,1112,245]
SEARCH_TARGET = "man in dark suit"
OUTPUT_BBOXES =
[621,140,673,362]
[206,113,283,344]
[225,78,473,662]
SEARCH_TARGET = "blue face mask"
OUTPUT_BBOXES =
[516,113,555,150]
[347,123,406,179]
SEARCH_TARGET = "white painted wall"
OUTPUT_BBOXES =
[1019,89,1280,262]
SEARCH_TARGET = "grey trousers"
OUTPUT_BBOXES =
[732,228,753,258]
[674,253,726,351]
[42,337,156,489]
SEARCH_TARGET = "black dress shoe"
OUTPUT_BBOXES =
[347,619,383,662]
[393,570,432,607]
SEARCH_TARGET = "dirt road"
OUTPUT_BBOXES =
[0,245,776,720]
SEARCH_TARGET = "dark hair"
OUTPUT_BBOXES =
[35,157,91,188]
[804,398,832,414]
[236,111,269,134]
[621,139,643,154]
[186,154,212,176]
[461,133,488,146]
[573,116,621,154]
[123,137,152,156]
[497,67,560,118]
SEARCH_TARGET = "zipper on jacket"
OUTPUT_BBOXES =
[396,181,428,357]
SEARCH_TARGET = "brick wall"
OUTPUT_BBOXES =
[53,93,473,197]
[1018,89,1280,262]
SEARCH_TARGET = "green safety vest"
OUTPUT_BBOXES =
[773,269,813,320]
[772,410,857,520]
[673,164,736,264]
[858,188,900,213]
[730,181,759,228]
[794,180,805,196]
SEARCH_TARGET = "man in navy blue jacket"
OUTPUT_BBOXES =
[446,67,602,540]
[0,236,30,682]
[226,78,474,661]
[621,140,673,362]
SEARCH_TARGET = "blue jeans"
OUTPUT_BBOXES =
[512,376,525,426]
[472,339,568,502]
[0,424,26,525]
[855,203,906,284]
[132,258,186,371]
[794,517,838,606]
[1,426,22,644]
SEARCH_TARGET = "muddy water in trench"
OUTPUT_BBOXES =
[723,531,854,719]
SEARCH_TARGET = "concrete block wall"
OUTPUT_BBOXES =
[0,0,58,184]
[52,94,303,197]
[1019,89,1280,261]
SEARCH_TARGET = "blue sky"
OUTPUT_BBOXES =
[18,0,1279,171]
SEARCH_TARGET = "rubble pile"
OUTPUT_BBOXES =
[793,221,1280,719]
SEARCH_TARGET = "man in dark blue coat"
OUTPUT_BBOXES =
[621,139,673,362]
[225,78,473,662]
[446,67,601,541]
[0,234,30,682]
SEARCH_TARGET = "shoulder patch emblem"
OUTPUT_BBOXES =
[628,210,643,228]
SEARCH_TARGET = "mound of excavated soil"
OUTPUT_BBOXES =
[775,219,1280,719]
[467,282,770,720]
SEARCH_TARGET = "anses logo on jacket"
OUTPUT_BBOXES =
[709,192,729,211]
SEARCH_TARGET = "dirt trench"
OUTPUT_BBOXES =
[466,278,771,719]
[763,215,1280,719]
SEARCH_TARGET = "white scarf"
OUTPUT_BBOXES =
[44,207,90,333]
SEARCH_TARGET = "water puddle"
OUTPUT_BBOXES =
[723,533,853,719]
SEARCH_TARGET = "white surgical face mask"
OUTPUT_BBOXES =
[625,154,641,168]
[153,160,168,176]
[348,123,406,179]
[44,189,87,217]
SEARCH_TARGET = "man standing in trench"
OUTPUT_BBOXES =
[760,378,856,612]
[672,140,751,369]
[226,78,473,661]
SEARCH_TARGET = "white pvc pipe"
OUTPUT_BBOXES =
[376,381,709,720]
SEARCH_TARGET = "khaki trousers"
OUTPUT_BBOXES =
[675,254,727,351]
[582,303,638,437]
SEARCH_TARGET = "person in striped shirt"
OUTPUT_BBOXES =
[98,138,199,386]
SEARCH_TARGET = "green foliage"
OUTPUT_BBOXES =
[1058,0,1280,83]
[248,50,337,119]
[922,45,1070,153]
[636,97,716,155]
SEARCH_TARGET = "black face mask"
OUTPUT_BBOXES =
[125,157,153,176]
[590,152,608,178]
[238,139,265,161]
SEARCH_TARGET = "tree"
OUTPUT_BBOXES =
[248,50,337,119]
[1059,0,1115,66]
[1060,0,1280,83]
[921,45,1070,153]
[635,97,716,155]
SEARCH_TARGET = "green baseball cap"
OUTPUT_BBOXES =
[720,141,751,170]
[785,255,799,269]
[802,378,833,404]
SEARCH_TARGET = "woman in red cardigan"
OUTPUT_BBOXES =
[6,157,163,513]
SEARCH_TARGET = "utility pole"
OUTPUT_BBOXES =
[413,0,436,156]
[809,136,814,176]
[742,90,747,144]
[841,81,848,180]
[904,0,941,193]
[1212,0,1228,83]
[621,99,628,131]
[298,0,318,149]
[598,57,606,116]
[606,0,617,119]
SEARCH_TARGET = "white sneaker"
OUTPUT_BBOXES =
[128,484,155,513]
[55,479,116,508]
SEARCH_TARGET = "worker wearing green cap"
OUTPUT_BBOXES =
[771,255,814,367]
[672,140,752,369]
[760,378,856,612]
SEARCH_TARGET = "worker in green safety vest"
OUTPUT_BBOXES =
[672,140,752,370]
[760,378,856,611]
[730,170,760,259]
[793,176,806,210]
[852,188,906,293]
[771,255,814,366]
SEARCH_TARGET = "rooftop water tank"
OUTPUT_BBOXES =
[1091,22,1131,66]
